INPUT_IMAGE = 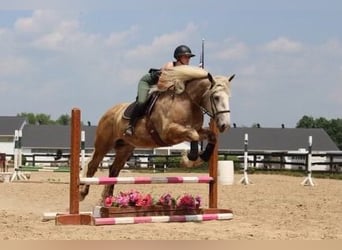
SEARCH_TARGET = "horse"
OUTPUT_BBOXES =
[80,65,234,203]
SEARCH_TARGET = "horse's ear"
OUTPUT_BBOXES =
[207,73,215,89]
[228,74,235,82]
[208,73,214,83]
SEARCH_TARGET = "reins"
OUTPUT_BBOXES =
[182,74,230,119]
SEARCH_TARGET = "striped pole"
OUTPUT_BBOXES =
[13,130,19,170]
[301,136,315,186]
[81,130,85,171]
[80,176,213,185]
[18,130,22,167]
[94,213,233,226]
[10,130,27,181]
[239,133,251,185]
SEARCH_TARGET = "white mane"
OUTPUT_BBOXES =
[154,65,209,94]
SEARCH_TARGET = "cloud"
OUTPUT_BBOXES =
[125,23,198,59]
[264,37,303,53]
[105,26,138,47]
[14,10,64,33]
[214,41,249,60]
[0,56,33,76]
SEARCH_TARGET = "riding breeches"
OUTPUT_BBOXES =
[137,73,153,104]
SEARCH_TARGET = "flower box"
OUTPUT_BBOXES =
[99,205,202,218]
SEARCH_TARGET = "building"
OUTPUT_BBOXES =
[0,116,26,156]
[218,127,341,171]
[1,115,341,170]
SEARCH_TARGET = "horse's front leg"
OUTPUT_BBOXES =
[198,128,217,162]
[180,128,217,168]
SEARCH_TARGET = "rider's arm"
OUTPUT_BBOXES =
[161,61,174,70]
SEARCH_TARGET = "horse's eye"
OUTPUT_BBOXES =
[214,96,220,102]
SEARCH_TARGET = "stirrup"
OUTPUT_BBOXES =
[125,126,134,136]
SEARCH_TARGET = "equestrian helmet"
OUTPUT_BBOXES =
[174,45,195,59]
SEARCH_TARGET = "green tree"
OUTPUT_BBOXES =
[296,116,342,149]
[296,115,315,128]
[56,114,71,125]
[35,113,55,125]
[17,112,36,124]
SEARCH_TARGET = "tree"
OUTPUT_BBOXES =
[35,113,55,125]
[17,113,55,125]
[296,115,342,149]
[17,112,36,125]
[296,115,315,128]
[56,114,71,125]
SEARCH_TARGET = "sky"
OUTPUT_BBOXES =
[0,0,341,128]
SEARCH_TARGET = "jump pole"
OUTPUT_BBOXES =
[10,129,27,181]
[301,136,315,186]
[239,133,252,185]
[55,108,92,225]
[81,130,85,172]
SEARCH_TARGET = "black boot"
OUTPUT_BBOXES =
[125,103,145,136]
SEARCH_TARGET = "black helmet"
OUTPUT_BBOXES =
[173,45,195,59]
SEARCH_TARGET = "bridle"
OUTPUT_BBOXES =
[185,73,231,119]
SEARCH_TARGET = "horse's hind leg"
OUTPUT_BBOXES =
[79,142,113,201]
[101,141,135,202]
[79,151,104,201]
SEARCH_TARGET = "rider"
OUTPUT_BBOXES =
[125,45,196,136]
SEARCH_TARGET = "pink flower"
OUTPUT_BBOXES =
[176,194,201,210]
[136,194,153,207]
[157,193,176,207]
[109,190,201,209]
[104,196,113,207]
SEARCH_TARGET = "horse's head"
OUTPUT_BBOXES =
[157,66,233,132]
[202,74,234,132]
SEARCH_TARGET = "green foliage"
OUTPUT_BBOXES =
[296,115,342,150]
[152,156,182,168]
[17,112,72,125]
[56,114,71,125]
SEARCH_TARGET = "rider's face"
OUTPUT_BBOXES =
[179,55,191,65]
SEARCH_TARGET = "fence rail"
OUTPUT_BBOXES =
[2,151,342,173]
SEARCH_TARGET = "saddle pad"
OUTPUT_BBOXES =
[122,102,136,120]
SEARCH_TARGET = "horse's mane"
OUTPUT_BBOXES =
[154,65,209,94]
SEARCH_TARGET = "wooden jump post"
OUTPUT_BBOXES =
[209,119,218,208]
[55,108,92,225]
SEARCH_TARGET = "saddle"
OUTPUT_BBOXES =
[122,93,159,120]
[122,93,170,146]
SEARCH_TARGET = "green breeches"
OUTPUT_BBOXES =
[137,73,153,104]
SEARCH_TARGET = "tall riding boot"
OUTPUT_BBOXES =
[125,103,145,136]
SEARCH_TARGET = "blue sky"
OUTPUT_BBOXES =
[0,0,341,127]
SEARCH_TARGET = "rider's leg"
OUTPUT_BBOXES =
[125,74,151,135]
[125,102,146,135]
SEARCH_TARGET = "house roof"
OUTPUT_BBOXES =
[17,124,340,152]
[0,116,26,136]
[21,125,96,149]
[218,127,339,152]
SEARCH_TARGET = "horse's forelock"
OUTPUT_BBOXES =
[211,75,231,96]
